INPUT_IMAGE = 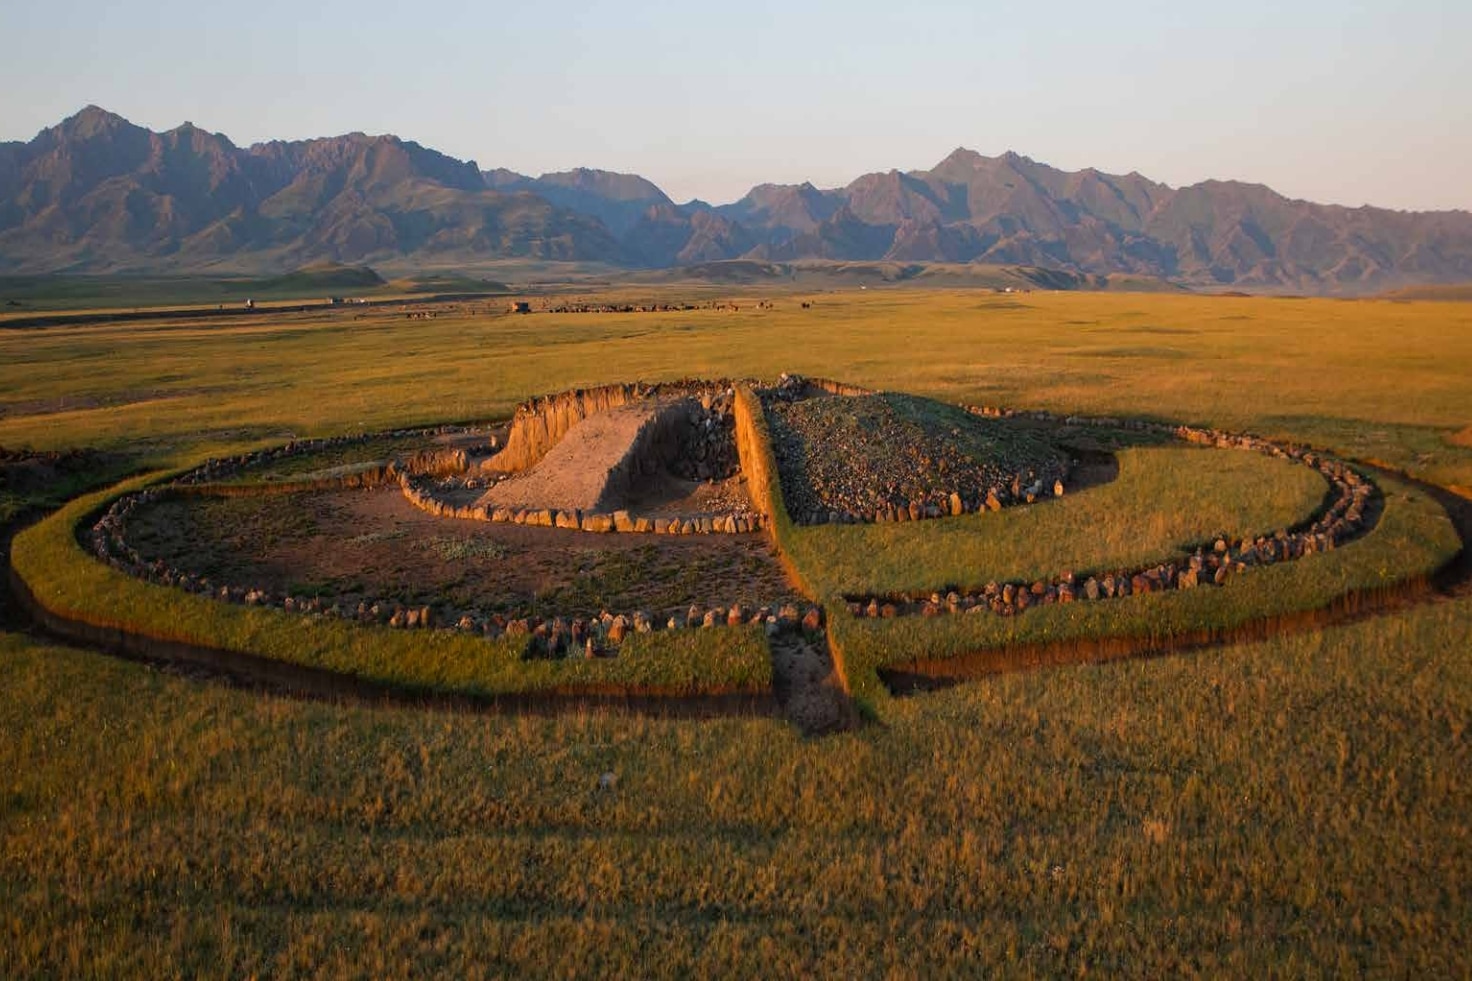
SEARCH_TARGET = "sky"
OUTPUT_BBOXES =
[2,0,1469,210]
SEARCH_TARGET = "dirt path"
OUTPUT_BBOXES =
[767,627,856,736]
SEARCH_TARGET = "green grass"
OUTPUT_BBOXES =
[786,445,1329,596]
[830,473,1461,705]
[12,476,773,697]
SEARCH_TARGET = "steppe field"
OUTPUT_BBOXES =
[2,288,1470,976]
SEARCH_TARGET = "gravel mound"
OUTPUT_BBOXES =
[763,392,1068,523]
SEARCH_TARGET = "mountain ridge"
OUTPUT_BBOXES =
[2,106,1470,293]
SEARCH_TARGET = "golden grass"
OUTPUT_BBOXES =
[2,287,1471,975]
[786,445,1328,596]
[3,593,1470,975]
[830,472,1461,705]
[2,291,1471,485]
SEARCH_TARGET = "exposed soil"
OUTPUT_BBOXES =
[768,627,856,736]
[479,402,661,513]
[617,471,754,516]
[474,398,751,517]
[123,485,800,624]
[763,392,1070,522]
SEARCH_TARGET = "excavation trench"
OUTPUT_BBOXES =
[767,626,858,736]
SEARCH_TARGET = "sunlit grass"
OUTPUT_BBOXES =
[2,592,1469,975]
[829,473,1461,705]
[1,287,1470,974]
[786,445,1328,595]
[12,475,773,697]
[3,291,1470,485]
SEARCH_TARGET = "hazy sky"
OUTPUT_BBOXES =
[2,0,1468,210]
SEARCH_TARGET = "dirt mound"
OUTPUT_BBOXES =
[762,392,1069,523]
[478,402,664,513]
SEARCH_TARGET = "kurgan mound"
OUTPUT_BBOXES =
[763,392,1070,523]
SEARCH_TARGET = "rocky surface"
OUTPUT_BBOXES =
[762,386,1070,525]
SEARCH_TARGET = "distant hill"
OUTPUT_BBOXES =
[1377,283,1472,301]
[254,262,385,293]
[0,108,624,273]
[2,107,1471,294]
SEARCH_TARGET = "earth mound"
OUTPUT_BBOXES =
[474,394,748,518]
[763,391,1070,523]
[477,401,668,514]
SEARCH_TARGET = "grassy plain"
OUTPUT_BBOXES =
[0,266,509,315]
[3,290,1471,486]
[2,287,1471,974]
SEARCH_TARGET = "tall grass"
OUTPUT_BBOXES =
[830,473,1459,704]
[1,592,1468,975]
[1,287,1470,975]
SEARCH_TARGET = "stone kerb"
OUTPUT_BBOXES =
[86,484,815,656]
[397,475,763,536]
[842,420,1379,621]
[172,426,487,490]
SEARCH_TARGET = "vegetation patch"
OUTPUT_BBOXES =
[784,445,1329,597]
[829,473,1460,704]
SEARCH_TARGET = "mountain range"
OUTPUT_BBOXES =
[2,106,1470,293]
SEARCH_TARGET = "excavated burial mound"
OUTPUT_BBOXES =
[476,398,737,516]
